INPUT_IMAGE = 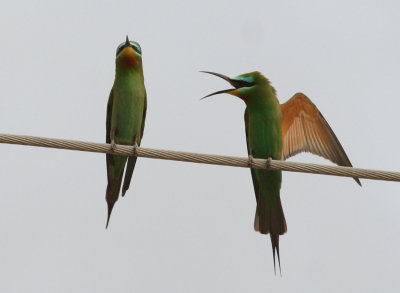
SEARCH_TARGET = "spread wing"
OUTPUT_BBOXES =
[281,93,361,186]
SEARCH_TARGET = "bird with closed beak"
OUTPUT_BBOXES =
[105,36,147,228]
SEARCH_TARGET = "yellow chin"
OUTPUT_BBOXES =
[229,89,241,97]
[121,47,137,67]
[229,89,249,102]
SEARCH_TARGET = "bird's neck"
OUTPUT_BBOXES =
[245,86,278,109]
[114,65,144,84]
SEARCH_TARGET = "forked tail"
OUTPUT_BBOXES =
[270,233,281,276]
[254,196,287,274]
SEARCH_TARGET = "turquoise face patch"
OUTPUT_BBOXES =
[130,41,142,55]
[234,75,254,84]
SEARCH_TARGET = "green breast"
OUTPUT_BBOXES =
[247,100,282,160]
[111,72,146,145]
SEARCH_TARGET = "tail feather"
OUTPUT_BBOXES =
[106,202,115,229]
[121,156,138,196]
[122,134,140,197]
[254,196,286,274]
[105,173,123,228]
[254,197,287,235]
[270,234,282,276]
[254,206,260,232]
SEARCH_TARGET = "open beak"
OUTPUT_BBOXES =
[200,71,252,100]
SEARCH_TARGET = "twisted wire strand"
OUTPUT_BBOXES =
[0,133,399,182]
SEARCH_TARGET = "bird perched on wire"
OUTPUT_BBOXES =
[105,36,147,228]
[201,71,360,273]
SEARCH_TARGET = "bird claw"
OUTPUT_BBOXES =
[248,155,255,168]
[266,157,273,169]
[111,139,116,152]
[133,134,139,156]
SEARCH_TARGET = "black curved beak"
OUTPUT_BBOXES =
[200,71,253,100]
[125,35,130,46]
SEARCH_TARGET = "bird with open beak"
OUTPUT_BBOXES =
[201,70,360,274]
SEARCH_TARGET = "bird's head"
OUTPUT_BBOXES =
[115,36,142,68]
[201,71,272,103]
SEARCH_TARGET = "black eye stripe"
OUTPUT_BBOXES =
[231,79,255,88]
[116,46,124,56]
[131,45,140,54]
[116,43,142,56]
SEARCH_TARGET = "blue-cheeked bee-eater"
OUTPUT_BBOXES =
[202,71,360,273]
[105,36,147,228]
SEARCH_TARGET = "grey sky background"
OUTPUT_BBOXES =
[1,0,400,292]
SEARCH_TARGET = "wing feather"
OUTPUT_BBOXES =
[106,90,114,182]
[281,93,361,185]
[140,93,147,143]
[121,92,147,196]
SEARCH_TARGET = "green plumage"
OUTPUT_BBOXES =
[201,71,286,273]
[105,38,147,227]
[244,78,286,272]
[202,70,360,274]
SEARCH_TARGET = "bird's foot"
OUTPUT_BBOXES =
[133,134,139,157]
[266,157,273,169]
[248,154,255,168]
[111,139,117,152]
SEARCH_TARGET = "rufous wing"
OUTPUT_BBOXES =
[281,93,361,186]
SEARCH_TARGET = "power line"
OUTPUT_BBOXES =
[0,133,398,182]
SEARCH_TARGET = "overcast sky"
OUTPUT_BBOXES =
[1,0,400,292]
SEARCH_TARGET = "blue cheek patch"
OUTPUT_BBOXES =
[234,75,254,83]
[130,42,142,55]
